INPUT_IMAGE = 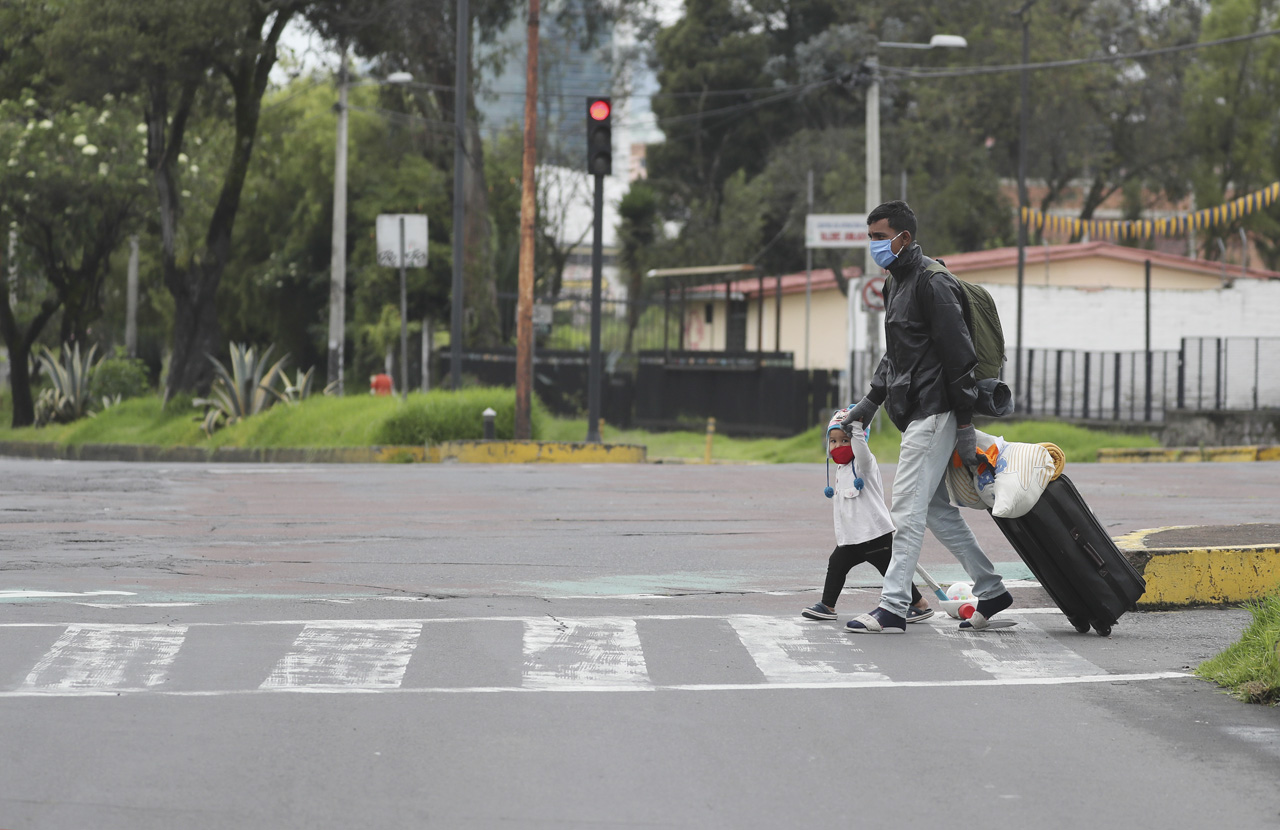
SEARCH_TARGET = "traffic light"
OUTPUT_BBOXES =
[586,97,612,176]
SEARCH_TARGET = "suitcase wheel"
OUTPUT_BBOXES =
[1068,617,1091,634]
[1093,623,1112,637]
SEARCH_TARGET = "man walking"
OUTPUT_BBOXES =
[843,200,1012,633]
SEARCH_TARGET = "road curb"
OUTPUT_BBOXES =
[0,440,647,464]
[1115,524,1280,607]
[1098,445,1280,462]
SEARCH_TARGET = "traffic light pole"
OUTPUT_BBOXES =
[587,171,604,443]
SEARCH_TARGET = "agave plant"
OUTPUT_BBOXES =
[274,366,316,405]
[33,342,100,426]
[193,343,289,435]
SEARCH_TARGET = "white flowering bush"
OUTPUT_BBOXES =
[0,92,150,264]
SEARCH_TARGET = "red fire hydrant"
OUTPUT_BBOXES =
[370,373,393,396]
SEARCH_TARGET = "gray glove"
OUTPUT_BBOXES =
[955,424,978,469]
[841,398,879,431]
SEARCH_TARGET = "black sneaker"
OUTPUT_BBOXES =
[801,603,837,620]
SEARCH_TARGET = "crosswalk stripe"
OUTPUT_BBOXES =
[727,615,888,684]
[931,619,1106,679]
[2,614,1169,696]
[522,618,649,689]
[21,624,187,692]
[260,622,422,690]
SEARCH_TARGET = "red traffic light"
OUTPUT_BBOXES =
[589,99,611,121]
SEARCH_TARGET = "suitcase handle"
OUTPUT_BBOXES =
[1071,528,1110,576]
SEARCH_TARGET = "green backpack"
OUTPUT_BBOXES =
[885,258,1006,382]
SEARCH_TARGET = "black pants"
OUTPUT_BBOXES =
[822,531,923,609]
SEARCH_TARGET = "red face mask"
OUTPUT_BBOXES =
[830,445,854,465]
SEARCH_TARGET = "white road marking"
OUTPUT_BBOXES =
[77,603,201,609]
[727,615,888,683]
[0,614,1186,697]
[0,590,136,599]
[0,672,1190,697]
[21,624,186,692]
[260,622,422,690]
[932,618,1106,679]
[522,618,650,689]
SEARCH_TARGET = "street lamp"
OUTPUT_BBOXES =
[328,56,413,396]
[850,33,967,403]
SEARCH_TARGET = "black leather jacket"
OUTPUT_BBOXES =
[867,243,978,431]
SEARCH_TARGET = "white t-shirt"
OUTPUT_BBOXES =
[832,429,895,546]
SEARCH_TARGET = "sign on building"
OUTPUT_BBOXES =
[805,214,869,248]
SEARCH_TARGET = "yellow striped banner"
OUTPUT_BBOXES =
[1020,181,1279,237]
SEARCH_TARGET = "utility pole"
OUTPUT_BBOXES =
[805,169,813,372]
[451,0,469,390]
[328,44,349,394]
[862,54,881,404]
[1015,1,1035,413]
[126,235,139,358]
[514,0,540,439]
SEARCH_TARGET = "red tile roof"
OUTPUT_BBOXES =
[688,242,1277,298]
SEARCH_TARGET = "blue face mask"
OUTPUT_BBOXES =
[870,231,906,268]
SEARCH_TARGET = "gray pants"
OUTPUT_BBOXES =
[878,411,1006,617]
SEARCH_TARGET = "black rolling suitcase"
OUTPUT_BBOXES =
[992,474,1145,636]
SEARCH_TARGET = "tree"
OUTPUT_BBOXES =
[617,181,658,352]
[1184,0,1280,267]
[0,94,148,426]
[17,0,303,399]
[220,77,453,385]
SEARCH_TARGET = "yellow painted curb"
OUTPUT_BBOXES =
[436,441,646,464]
[372,446,439,463]
[1097,446,1278,463]
[1097,447,1200,463]
[1203,445,1262,462]
[1116,525,1280,607]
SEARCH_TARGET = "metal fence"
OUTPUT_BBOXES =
[496,292,680,354]
[1017,348,1180,421]
[850,337,1280,424]
[1177,337,1280,412]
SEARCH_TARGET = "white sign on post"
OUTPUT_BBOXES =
[376,214,429,267]
[805,214,869,248]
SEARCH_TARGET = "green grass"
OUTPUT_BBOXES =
[1196,592,1280,705]
[539,416,1158,464]
[1,386,1162,464]
[0,389,538,448]
[0,396,205,447]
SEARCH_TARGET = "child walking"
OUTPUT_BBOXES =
[801,409,934,623]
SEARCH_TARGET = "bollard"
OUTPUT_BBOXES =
[482,407,496,441]
[704,416,715,464]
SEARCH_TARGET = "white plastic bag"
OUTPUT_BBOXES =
[979,441,1056,519]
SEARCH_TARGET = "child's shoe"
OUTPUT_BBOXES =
[906,605,935,623]
[801,603,837,620]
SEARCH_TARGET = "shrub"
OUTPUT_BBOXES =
[374,387,548,445]
[33,342,100,426]
[91,356,152,402]
[193,343,288,435]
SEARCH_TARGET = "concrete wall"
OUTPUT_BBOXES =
[686,270,1280,378]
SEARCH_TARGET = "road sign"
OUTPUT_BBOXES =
[376,214,429,267]
[860,276,886,312]
[805,214,869,248]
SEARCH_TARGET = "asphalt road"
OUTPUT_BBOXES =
[1,457,1279,829]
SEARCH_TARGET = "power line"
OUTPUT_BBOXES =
[880,27,1280,79]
